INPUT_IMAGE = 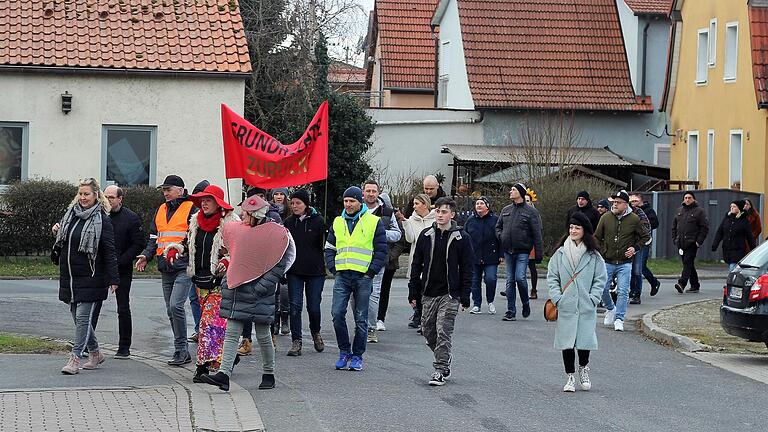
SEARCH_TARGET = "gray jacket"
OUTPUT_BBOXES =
[219,234,296,324]
[495,201,543,261]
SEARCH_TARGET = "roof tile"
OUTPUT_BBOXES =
[750,6,768,107]
[0,0,251,74]
[623,0,673,15]
[457,0,652,111]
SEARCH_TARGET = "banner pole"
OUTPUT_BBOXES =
[225,180,231,205]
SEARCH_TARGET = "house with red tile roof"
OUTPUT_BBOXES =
[365,0,438,108]
[0,0,250,190]
[667,0,768,204]
[429,0,673,190]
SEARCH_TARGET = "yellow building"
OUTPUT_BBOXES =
[668,0,768,200]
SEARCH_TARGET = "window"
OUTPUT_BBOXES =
[654,143,670,167]
[707,130,715,188]
[687,132,699,182]
[438,40,450,108]
[724,22,739,82]
[102,126,156,187]
[729,130,743,189]
[0,122,28,186]
[696,29,709,83]
[709,19,717,66]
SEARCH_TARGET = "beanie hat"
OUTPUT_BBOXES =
[477,196,491,210]
[290,188,311,208]
[577,191,591,201]
[597,199,610,209]
[271,187,290,199]
[513,183,527,199]
[569,211,594,235]
[343,186,363,203]
[611,190,630,203]
[732,200,746,213]
[684,191,696,200]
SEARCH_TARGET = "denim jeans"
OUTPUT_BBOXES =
[331,271,372,357]
[91,273,133,351]
[504,252,530,315]
[601,262,632,321]
[71,301,100,358]
[287,274,324,341]
[368,267,384,328]
[219,318,274,377]
[161,270,191,353]
[188,280,201,334]
[471,263,498,307]
[630,246,648,297]
[728,262,738,272]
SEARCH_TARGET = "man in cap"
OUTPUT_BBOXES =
[324,186,388,371]
[596,199,610,216]
[135,175,198,365]
[495,182,543,321]
[593,190,650,332]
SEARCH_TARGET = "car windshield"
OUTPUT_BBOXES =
[740,242,768,268]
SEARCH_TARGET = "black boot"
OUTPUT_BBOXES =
[258,373,275,390]
[200,371,230,391]
[234,354,241,366]
[193,364,209,383]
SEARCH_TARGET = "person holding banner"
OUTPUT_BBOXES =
[270,187,292,337]
[325,187,388,371]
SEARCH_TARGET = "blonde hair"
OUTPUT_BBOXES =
[413,193,431,207]
[71,177,111,212]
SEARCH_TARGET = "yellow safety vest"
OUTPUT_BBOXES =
[332,212,380,273]
[155,201,194,256]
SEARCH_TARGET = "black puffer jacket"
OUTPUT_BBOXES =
[285,207,326,276]
[672,202,709,249]
[59,212,120,304]
[219,232,296,324]
[565,203,601,233]
[711,212,755,263]
[109,206,145,275]
[495,201,543,261]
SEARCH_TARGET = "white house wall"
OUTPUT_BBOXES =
[367,108,483,191]
[0,73,244,196]
[439,0,474,109]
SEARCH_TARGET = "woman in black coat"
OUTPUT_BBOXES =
[52,178,119,375]
[712,200,756,272]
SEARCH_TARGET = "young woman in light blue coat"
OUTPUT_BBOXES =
[547,212,607,392]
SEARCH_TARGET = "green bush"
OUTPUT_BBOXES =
[0,179,76,256]
[121,185,164,235]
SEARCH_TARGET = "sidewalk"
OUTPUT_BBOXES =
[0,344,264,432]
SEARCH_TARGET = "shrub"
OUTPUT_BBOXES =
[121,185,165,235]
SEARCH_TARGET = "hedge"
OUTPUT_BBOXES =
[0,180,164,256]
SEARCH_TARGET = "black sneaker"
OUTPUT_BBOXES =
[685,287,700,293]
[193,364,209,383]
[114,349,131,359]
[650,280,661,296]
[429,371,446,386]
[629,296,641,305]
[168,351,192,366]
[500,291,507,297]
[200,371,230,391]
[443,368,451,380]
[674,283,685,294]
[258,373,275,390]
[502,312,516,321]
[522,303,531,318]
[187,333,198,343]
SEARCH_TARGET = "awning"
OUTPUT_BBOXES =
[441,144,633,166]
[475,164,628,188]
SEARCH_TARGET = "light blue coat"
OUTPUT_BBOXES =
[547,246,607,350]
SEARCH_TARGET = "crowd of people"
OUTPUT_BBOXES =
[51,175,762,393]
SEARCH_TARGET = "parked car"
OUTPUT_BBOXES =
[720,241,768,348]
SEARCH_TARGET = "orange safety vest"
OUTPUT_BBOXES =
[155,201,194,256]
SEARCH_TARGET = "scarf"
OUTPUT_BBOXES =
[563,237,587,273]
[197,211,223,233]
[56,203,103,268]
[342,203,369,234]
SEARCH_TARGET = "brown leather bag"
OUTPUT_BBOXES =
[544,272,579,322]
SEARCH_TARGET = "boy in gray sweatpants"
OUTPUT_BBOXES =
[408,197,474,386]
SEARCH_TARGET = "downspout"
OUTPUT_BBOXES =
[431,24,440,108]
[641,19,650,96]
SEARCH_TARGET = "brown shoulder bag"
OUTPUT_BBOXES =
[544,272,579,322]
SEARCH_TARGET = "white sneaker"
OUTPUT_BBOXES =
[488,303,496,314]
[563,374,576,392]
[376,320,386,331]
[614,319,624,332]
[469,306,481,314]
[578,366,591,390]
[603,308,616,326]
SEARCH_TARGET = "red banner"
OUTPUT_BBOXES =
[221,102,329,188]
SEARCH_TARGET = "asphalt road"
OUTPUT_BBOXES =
[1,277,764,431]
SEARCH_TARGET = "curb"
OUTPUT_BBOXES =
[639,299,712,352]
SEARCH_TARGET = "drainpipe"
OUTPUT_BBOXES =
[431,24,439,108]
[641,19,650,96]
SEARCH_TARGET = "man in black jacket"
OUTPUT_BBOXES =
[409,197,473,386]
[91,185,145,359]
[672,192,710,293]
[565,191,601,234]
[629,194,661,301]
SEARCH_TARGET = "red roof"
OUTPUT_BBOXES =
[455,0,652,111]
[0,0,251,74]
[371,0,438,90]
[750,6,768,108]
[329,62,367,85]
[623,0,673,15]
